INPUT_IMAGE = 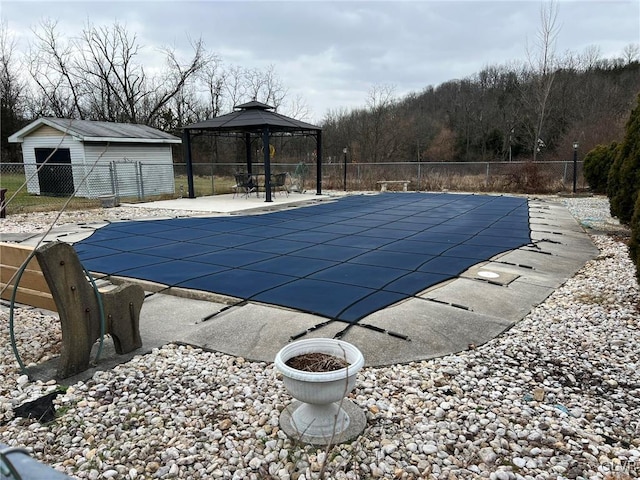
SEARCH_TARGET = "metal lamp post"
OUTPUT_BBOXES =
[572,141,578,194]
[508,128,514,162]
[343,147,348,192]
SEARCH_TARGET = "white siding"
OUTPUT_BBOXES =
[83,144,175,198]
[31,125,66,137]
[21,134,85,195]
[20,126,175,199]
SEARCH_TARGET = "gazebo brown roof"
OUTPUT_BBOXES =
[182,101,323,201]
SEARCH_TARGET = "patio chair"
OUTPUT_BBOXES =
[270,172,290,197]
[233,173,258,198]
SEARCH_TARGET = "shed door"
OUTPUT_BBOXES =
[35,148,74,196]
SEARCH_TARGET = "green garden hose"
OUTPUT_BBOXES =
[7,249,106,378]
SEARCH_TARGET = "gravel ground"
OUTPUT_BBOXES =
[0,195,638,480]
[0,206,203,234]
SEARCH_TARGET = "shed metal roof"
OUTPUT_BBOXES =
[8,118,181,144]
[183,101,321,133]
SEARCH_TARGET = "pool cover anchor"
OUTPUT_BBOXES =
[333,322,411,342]
[289,320,334,341]
[200,300,249,323]
[426,298,471,310]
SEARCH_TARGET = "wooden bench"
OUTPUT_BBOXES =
[1,241,144,378]
[376,180,411,192]
[1,242,57,311]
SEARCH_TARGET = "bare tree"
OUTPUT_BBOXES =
[158,81,209,132]
[143,37,210,125]
[258,64,287,111]
[76,22,146,122]
[622,43,640,65]
[243,67,266,103]
[361,84,399,162]
[524,0,560,160]
[283,93,311,121]
[0,21,23,117]
[25,20,210,128]
[218,63,290,113]
[1,20,26,161]
[222,64,247,110]
[199,56,225,118]
[579,44,602,71]
[27,19,84,118]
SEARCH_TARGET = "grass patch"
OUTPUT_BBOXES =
[0,173,240,214]
[174,174,237,196]
[1,173,102,213]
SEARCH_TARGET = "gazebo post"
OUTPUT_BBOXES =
[316,131,322,195]
[245,132,253,175]
[263,127,272,202]
[182,130,195,199]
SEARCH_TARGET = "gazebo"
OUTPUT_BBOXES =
[182,101,323,202]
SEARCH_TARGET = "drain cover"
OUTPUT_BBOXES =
[478,270,500,279]
[462,264,521,286]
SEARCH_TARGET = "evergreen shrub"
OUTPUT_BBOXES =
[583,142,617,194]
[608,93,640,224]
[630,195,640,283]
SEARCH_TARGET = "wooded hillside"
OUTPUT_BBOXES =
[321,60,640,164]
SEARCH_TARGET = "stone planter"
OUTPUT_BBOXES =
[274,338,365,445]
[99,195,119,208]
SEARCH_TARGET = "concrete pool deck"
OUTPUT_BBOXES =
[7,193,599,382]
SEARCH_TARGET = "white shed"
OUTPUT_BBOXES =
[8,118,181,199]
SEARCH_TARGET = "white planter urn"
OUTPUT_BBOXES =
[275,338,365,445]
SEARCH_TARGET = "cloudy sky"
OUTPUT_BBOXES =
[3,0,639,123]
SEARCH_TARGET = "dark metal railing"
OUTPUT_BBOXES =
[1,444,71,479]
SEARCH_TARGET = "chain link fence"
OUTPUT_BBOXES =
[329,160,585,193]
[1,161,176,213]
[1,160,585,214]
[172,160,585,196]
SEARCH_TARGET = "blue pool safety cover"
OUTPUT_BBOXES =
[75,193,531,323]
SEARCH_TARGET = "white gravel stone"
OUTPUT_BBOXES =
[1,195,639,480]
[422,444,439,455]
